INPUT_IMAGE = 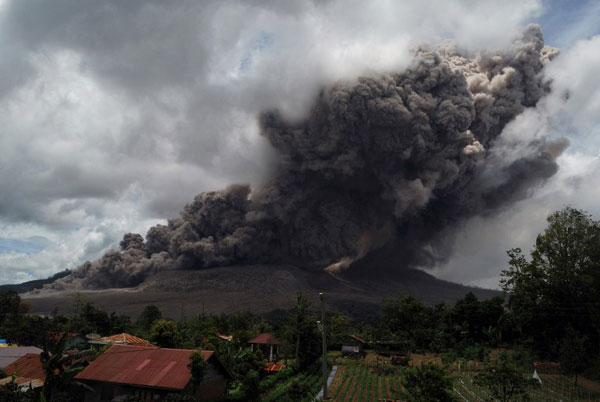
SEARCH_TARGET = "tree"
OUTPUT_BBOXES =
[400,363,456,402]
[136,305,162,331]
[188,351,207,386]
[501,207,600,357]
[328,312,350,349]
[381,292,427,342]
[150,319,178,347]
[291,292,320,371]
[559,326,588,390]
[475,353,538,402]
[0,290,21,326]
[40,332,93,401]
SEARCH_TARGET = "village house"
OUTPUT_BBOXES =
[341,335,365,358]
[48,332,88,349]
[0,353,45,389]
[249,333,281,362]
[88,332,152,347]
[0,346,42,369]
[75,344,231,402]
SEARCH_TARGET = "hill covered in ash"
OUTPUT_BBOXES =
[44,25,565,291]
[25,264,500,319]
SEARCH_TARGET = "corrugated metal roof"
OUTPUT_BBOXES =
[92,333,151,345]
[0,346,42,369]
[249,333,281,345]
[350,335,366,344]
[2,353,45,383]
[75,345,214,390]
[216,333,233,342]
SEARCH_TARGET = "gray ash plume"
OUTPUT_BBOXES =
[50,25,567,290]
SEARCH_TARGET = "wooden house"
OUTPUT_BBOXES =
[341,335,365,357]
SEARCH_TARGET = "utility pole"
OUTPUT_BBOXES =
[320,292,328,399]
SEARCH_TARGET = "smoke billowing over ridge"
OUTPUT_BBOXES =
[49,25,567,290]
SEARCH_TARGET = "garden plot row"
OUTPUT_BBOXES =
[327,362,404,402]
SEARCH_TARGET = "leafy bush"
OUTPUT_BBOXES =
[441,351,458,364]
[461,345,487,361]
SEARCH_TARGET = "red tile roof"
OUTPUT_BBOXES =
[92,333,151,345]
[75,345,214,390]
[264,363,286,372]
[249,333,280,345]
[3,353,45,384]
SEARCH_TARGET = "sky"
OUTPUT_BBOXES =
[1,0,600,288]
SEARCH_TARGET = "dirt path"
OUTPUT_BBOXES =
[573,376,600,394]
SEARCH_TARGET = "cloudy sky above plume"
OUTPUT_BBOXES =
[1,0,600,287]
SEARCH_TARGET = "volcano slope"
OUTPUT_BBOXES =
[24,264,499,319]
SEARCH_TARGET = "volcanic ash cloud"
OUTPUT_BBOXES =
[49,25,566,290]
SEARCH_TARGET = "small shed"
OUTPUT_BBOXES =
[249,333,281,362]
[341,335,365,357]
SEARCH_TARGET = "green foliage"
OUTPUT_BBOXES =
[0,376,35,402]
[559,326,588,382]
[501,207,600,359]
[474,352,539,402]
[258,367,294,393]
[0,290,21,325]
[400,363,456,402]
[40,332,94,401]
[292,292,321,371]
[381,292,427,342]
[150,319,178,347]
[441,351,458,364]
[136,305,162,330]
[241,369,261,401]
[327,312,350,349]
[461,345,488,361]
[188,351,208,385]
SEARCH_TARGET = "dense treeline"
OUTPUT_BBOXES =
[2,206,600,399]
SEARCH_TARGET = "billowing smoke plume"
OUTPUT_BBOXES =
[50,25,566,289]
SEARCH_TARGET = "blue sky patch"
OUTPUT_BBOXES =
[0,237,48,255]
[240,31,274,72]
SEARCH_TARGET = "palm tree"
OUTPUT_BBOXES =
[40,333,93,401]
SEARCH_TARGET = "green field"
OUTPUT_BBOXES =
[325,356,600,402]
[327,361,403,402]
